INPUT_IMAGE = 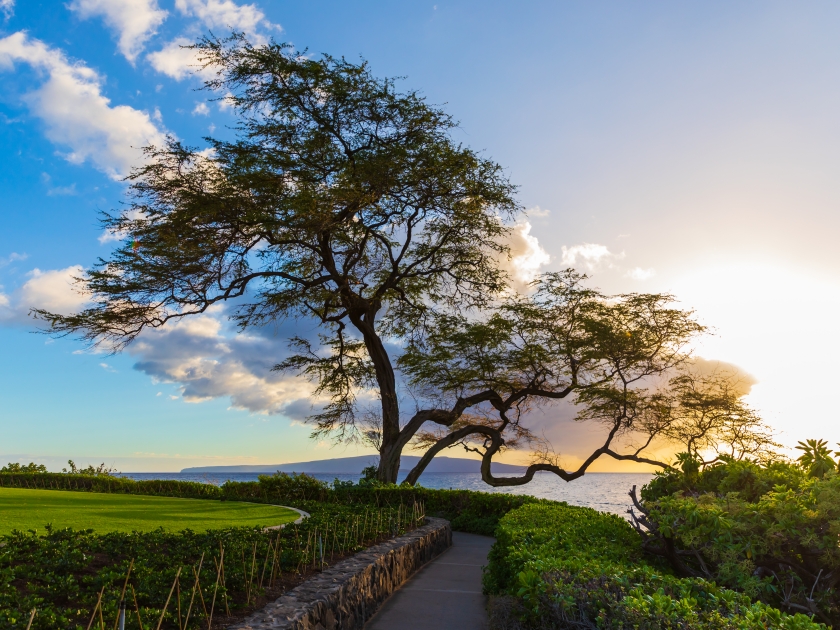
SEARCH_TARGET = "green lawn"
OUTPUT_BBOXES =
[0,488,300,534]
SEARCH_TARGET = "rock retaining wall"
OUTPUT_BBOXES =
[228,517,452,630]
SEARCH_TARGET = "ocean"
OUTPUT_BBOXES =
[120,471,653,518]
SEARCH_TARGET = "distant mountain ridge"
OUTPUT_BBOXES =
[181,455,526,474]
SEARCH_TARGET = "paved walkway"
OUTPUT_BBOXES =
[365,531,494,630]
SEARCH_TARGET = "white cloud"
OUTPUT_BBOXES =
[175,0,276,41]
[218,91,235,111]
[560,243,624,271]
[68,0,168,63]
[0,252,27,268]
[0,32,167,179]
[626,267,655,280]
[129,314,320,417]
[502,221,551,291]
[19,267,89,315]
[149,0,279,82]
[1,0,14,20]
[192,102,210,116]
[0,265,90,323]
[148,37,206,81]
[527,205,550,218]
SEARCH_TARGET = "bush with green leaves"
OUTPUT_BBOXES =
[485,502,825,630]
[0,501,423,629]
[0,462,47,474]
[634,451,840,625]
[0,469,543,536]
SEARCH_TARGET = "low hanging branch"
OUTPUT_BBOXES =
[397,271,776,486]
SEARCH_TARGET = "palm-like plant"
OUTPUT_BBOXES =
[795,439,836,478]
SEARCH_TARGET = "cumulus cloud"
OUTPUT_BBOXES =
[502,221,550,290]
[129,314,320,417]
[0,32,167,179]
[0,265,89,323]
[560,243,624,271]
[147,37,212,81]
[68,0,168,63]
[686,357,758,396]
[626,267,655,280]
[192,102,210,116]
[527,205,550,218]
[1,0,13,20]
[175,0,276,40]
[150,0,279,81]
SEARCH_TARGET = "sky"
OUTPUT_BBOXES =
[2,0,840,472]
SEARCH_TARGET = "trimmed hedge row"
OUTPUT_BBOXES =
[0,473,222,498]
[0,472,544,535]
[484,503,826,630]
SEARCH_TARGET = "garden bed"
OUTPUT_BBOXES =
[0,502,427,629]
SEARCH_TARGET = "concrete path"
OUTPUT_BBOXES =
[365,531,494,630]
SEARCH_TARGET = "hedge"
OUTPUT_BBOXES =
[0,472,545,535]
[484,503,826,630]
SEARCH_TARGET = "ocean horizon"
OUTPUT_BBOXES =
[119,471,653,518]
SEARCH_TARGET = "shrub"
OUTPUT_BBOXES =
[0,502,423,629]
[635,456,840,625]
[0,471,542,536]
[0,463,47,474]
[485,502,825,630]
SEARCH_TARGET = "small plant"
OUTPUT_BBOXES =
[795,439,838,478]
[0,462,46,473]
[62,459,119,476]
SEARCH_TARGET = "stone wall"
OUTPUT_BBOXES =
[228,517,452,630]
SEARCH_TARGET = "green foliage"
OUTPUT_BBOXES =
[0,472,225,498]
[0,502,423,629]
[0,488,299,535]
[62,460,119,476]
[486,503,825,630]
[642,456,804,503]
[34,33,519,482]
[637,454,840,625]
[0,462,47,474]
[0,471,539,536]
[795,439,839,478]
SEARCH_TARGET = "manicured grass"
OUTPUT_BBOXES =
[0,487,300,534]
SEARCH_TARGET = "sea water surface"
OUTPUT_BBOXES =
[121,471,652,518]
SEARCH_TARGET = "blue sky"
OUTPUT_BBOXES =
[2,1,840,471]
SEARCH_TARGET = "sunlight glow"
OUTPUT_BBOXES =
[673,261,840,451]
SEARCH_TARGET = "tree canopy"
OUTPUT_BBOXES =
[397,270,774,485]
[37,34,518,482]
[36,35,774,485]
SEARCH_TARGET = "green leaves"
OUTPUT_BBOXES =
[34,33,520,477]
[638,455,840,624]
[487,502,827,630]
[0,463,46,474]
[795,439,838,478]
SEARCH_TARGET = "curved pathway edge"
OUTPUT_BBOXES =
[228,517,452,629]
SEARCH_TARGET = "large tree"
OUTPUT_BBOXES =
[395,270,775,486]
[38,35,770,485]
[37,35,519,483]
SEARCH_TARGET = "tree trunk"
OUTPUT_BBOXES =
[350,311,402,484]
